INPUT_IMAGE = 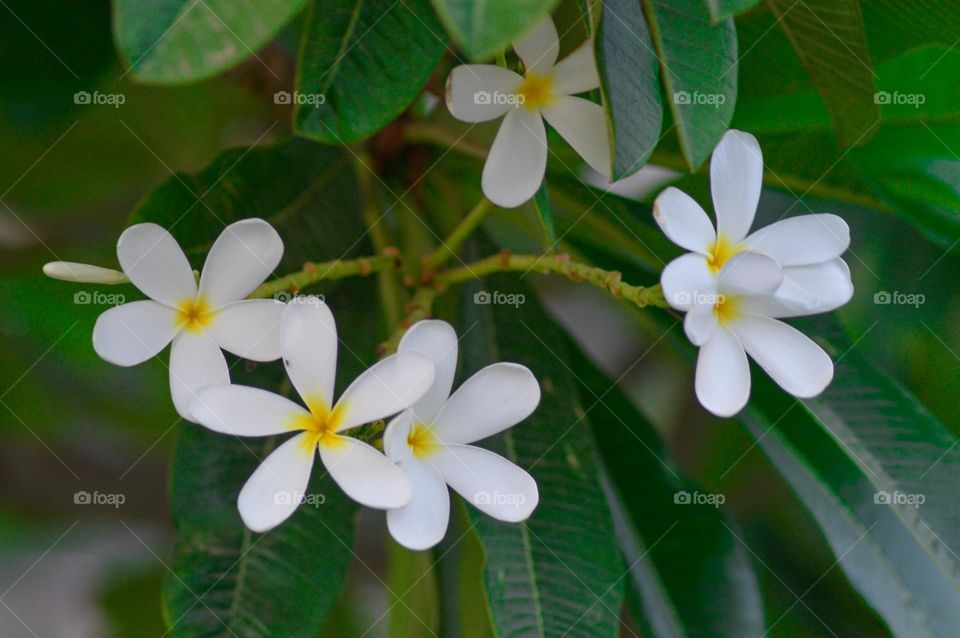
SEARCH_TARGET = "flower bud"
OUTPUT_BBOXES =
[42,261,128,284]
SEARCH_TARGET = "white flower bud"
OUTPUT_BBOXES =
[42,261,128,284]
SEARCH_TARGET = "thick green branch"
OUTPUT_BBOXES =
[424,197,493,271]
[434,252,667,309]
[250,254,399,299]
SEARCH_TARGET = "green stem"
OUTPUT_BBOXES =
[352,149,404,328]
[250,254,398,299]
[435,252,668,309]
[402,122,488,161]
[424,198,493,271]
[378,287,437,356]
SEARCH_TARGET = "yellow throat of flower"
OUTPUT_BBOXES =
[293,398,348,451]
[517,73,554,111]
[706,235,742,273]
[176,297,214,333]
[407,423,440,458]
[712,294,740,326]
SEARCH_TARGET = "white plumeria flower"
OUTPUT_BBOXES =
[383,320,540,551]
[446,16,610,208]
[191,300,436,533]
[654,129,853,316]
[92,219,286,419]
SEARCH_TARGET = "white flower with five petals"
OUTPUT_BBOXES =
[446,16,610,208]
[191,300,436,533]
[383,320,540,551]
[653,130,854,417]
[92,219,286,419]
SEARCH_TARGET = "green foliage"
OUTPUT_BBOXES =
[429,0,560,61]
[113,0,309,83]
[295,0,446,144]
[705,0,764,21]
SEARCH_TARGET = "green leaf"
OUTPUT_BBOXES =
[641,0,737,170]
[532,180,557,250]
[113,0,308,83]
[128,138,368,270]
[767,0,879,147]
[571,347,765,637]
[457,271,625,638]
[704,0,763,20]
[430,0,560,61]
[294,0,446,144]
[595,0,663,179]
[386,541,440,637]
[741,319,960,637]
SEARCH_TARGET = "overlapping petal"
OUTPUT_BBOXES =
[207,299,284,362]
[191,385,308,437]
[238,432,315,532]
[333,352,435,431]
[398,320,459,425]
[319,436,412,509]
[653,187,716,255]
[281,300,338,412]
[710,130,762,243]
[386,458,450,551]
[199,219,283,308]
[482,108,548,208]
[661,253,716,310]
[169,329,229,420]
[695,328,750,418]
[743,214,849,266]
[117,223,196,307]
[732,315,833,398]
[433,445,538,522]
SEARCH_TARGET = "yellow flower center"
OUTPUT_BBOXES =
[706,235,742,273]
[713,294,740,326]
[407,423,441,459]
[176,297,215,333]
[291,396,349,451]
[517,73,555,111]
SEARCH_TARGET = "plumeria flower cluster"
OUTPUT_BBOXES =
[653,130,854,416]
[446,16,610,208]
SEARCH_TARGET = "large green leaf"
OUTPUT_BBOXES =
[294,0,446,144]
[571,347,764,637]
[705,0,763,20]
[641,0,737,170]
[739,318,960,637]
[112,0,308,83]
[767,0,879,147]
[430,0,560,61]
[595,0,663,179]
[457,271,625,638]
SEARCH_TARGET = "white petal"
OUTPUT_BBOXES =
[191,384,310,437]
[541,96,611,177]
[169,329,230,421]
[92,300,178,366]
[318,435,412,509]
[333,352,436,431]
[740,259,854,318]
[432,363,540,444]
[432,445,538,522]
[742,214,850,266]
[207,299,284,362]
[387,458,450,551]
[238,432,315,532]
[445,65,523,123]
[695,328,750,417]
[199,219,283,308]
[684,303,718,346]
[43,261,127,284]
[281,300,338,413]
[717,253,782,296]
[732,315,833,398]
[482,108,548,208]
[710,130,762,243]
[653,187,716,254]
[550,41,599,95]
[660,253,716,311]
[398,320,459,424]
[514,16,559,75]
[383,411,415,462]
[117,223,196,307]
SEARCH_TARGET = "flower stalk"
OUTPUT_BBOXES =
[423,197,494,271]
[250,254,400,299]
